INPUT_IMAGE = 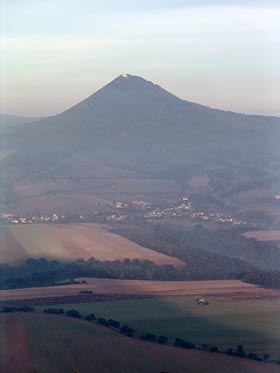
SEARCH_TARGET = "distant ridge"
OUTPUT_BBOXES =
[0,114,43,127]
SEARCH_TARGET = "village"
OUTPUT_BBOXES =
[107,196,249,226]
[0,195,249,228]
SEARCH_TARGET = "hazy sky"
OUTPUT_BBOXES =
[1,0,280,116]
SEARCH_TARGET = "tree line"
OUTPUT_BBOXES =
[41,307,273,364]
[0,253,252,291]
[0,304,274,364]
[242,271,280,290]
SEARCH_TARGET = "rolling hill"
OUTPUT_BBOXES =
[0,114,42,127]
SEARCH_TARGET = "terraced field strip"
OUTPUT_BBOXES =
[188,174,210,187]
[243,230,280,241]
[1,279,279,302]
[12,192,108,215]
[45,224,184,265]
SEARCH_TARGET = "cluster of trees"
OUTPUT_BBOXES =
[96,317,118,328]
[120,325,134,336]
[44,308,64,315]
[113,223,257,278]
[226,345,270,362]
[85,313,96,321]
[174,338,195,349]
[43,307,123,330]
[114,221,280,271]
[44,308,83,319]
[242,271,280,289]
[79,290,93,294]
[0,257,184,290]
[2,248,254,291]
[141,333,168,344]
[66,309,82,318]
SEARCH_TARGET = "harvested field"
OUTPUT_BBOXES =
[94,178,181,195]
[20,313,278,373]
[0,313,35,373]
[0,279,279,303]
[10,194,108,215]
[45,224,184,265]
[0,294,157,307]
[243,230,280,241]
[0,226,28,263]
[227,188,280,215]
[188,174,209,187]
[0,223,183,266]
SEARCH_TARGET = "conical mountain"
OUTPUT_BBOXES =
[23,74,209,137]
[3,74,280,182]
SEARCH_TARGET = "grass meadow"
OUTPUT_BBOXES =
[37,296,280,360]
[20,313,277,373]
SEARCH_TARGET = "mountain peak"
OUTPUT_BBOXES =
[61,73,189,119]
[110,73,156,85]
[106,74,162,93]
[117,73,140,79]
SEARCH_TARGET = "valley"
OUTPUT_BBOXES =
[1,74,280,372]
[3,0,280,370]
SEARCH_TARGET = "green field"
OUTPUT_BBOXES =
[37,297,280,360]
[19,313,277,373]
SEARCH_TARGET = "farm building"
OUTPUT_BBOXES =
[196,298,209,306]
